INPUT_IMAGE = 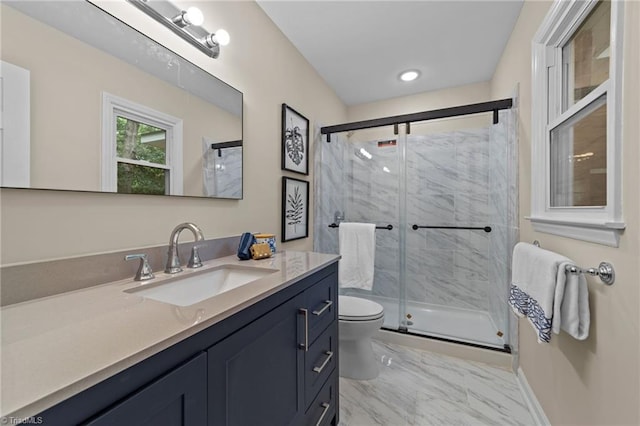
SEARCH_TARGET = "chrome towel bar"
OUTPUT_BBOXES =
[531,240,615,285]
[565,263,615,285]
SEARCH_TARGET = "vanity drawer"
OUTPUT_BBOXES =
[303,272,336,345]
[305,375,337,426]
[305,322,337,409]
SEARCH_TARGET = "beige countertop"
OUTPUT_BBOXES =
[0,251,340,419]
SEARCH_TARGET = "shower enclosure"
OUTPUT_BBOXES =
[314,100,518,350]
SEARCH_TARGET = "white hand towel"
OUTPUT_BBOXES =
[553,262,590,340]
[338,222,376,290]
[509,242,590,343]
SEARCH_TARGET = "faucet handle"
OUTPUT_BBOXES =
[188,245,204,269]
[125,254,155,281]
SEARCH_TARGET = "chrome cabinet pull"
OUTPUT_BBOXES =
[315,402,330,426]
[299,308,308,351]
[312,300,333,316]
[312,351,334,374]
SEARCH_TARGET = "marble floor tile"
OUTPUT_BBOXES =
[339,340,535,426]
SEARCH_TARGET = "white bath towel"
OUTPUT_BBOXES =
[509,242,590,343]
[338,222,376,290]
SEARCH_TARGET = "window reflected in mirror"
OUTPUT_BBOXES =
[550,95,607,207]
[116,116,169,195]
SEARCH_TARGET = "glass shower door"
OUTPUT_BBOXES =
[401,113,512,349]
[315,126,405,331]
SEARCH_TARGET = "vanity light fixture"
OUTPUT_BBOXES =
[202,29,231,48]
[172,7,204,27]
[127,0,229,58]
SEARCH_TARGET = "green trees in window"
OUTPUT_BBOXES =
[116,116,167,195]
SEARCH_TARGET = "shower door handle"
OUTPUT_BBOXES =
[312,300,333,316]
[411,224,492,232]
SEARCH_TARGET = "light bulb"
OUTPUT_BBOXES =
[213,29,230,46]
[399,70,420,82]
[184,7,204,26]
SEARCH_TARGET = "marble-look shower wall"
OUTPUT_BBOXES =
[313,127,344,255]
[405,129,491,312]
[345,138,401,299]
[203,145,242,198]
[313,129,402,299]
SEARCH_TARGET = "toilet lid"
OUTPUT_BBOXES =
[339,295,384,321]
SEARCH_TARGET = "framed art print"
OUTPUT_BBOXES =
[281,103,309,175]
[282,176,309,241]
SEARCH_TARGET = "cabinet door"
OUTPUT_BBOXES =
[208,296,305,426]
[84,353,207,426]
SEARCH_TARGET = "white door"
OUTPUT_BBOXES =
[0,60,30,187]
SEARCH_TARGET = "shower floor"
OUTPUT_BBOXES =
[362,294,506,349]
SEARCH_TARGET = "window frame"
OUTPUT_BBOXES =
[101,92,183,195]
[530,0,625,246]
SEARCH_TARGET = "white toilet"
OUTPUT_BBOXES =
[338,295,385,380]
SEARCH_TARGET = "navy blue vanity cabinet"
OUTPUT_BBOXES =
[208,265,339,426]
[84,353,207,426]
[34,261,339,426]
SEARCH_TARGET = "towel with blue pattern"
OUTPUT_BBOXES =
[509,242,590,343]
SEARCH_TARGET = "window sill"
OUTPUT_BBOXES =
[526,216,625,247]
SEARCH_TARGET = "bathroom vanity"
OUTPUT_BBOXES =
[0,252,339,425]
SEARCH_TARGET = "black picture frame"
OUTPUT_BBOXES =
[282,177,309,242]
[281,103,309,175]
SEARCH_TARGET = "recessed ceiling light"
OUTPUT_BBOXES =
[399,70,420,82]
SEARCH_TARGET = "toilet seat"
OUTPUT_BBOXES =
[339,295,384,321]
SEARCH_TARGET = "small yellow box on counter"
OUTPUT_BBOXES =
[254,233,276,254]
[250,243,272,260]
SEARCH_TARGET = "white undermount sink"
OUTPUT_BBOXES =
[126,265,279,306]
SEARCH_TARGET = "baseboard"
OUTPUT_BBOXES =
[516,367,551,426]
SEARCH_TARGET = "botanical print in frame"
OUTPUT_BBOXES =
[281,103,309,175]
[282,176,309,242]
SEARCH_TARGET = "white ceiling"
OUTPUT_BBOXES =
[257,1,524,106]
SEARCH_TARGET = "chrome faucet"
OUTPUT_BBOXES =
[165,222,205,274]
[125,253,155,281]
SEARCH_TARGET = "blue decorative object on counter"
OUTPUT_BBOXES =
[237,232,256,260]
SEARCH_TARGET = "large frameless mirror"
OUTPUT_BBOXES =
[1,0,243,199]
